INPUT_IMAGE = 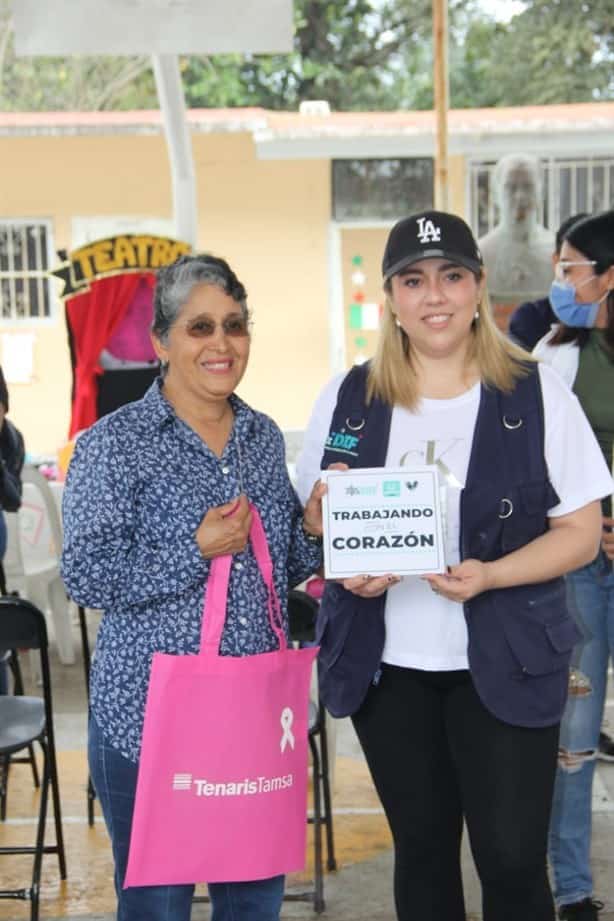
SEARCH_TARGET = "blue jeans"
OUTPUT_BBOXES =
[88,715,285,921]
[549,552,614,907]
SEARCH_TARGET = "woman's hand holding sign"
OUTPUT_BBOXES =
[341,573,402,597]
[316,462,403,596]
[423,559,493,602]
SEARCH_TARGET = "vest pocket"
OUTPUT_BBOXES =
[502,604,581,676]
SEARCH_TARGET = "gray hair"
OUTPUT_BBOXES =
[152,253,249,344]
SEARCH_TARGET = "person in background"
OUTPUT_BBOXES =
[297,210,611,921]
[535,211,614,921]
[509,213,588,350]
[62,253,326,921]
[0,366,25,693]
[510,211,614,764]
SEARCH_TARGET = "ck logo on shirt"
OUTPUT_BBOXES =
[416,217,441,244]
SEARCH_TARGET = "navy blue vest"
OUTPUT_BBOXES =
[317,362,581,728]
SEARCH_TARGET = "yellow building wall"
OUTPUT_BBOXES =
[0,131,467,456]
[0,132,331,454]
[191,134,332,433]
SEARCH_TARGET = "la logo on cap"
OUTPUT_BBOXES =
[416,217,441,244]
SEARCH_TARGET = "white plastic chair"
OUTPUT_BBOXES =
[3,467,74,665]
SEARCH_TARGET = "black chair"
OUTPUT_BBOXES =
[285,588,337,913]
[0,580,40,822]
[0,647,41,821]
[0,596,67,920]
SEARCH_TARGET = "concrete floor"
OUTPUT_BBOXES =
[2,613,614,920]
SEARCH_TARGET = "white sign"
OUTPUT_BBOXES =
[12,0,294,56]
[1,333,35,384]
[322,467,445,579]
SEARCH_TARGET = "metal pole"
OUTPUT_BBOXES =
[432,0,450,211]
[152,55,198,248]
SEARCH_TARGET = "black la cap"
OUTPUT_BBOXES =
[382,210,483,281]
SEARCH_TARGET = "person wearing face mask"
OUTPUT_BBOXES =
[534,211,614,921]
[510,209,614,763]
[508,213,588,351]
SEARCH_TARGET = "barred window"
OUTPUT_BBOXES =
[333,158,434,221]
[469,157,614,239]
[0,221,53,321]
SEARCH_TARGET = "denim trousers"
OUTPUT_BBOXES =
[88,715,285,921]
[549,552,614,907]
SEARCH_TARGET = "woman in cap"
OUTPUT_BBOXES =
[535,210,614,921]
[297,210,612,921]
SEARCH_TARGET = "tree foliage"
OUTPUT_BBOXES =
[160,0,435,112]
[0,0,612,112]
[0,1,156,110]
[450,0,614,108]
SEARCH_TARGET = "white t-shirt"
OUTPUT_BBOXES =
[296,363,614,671]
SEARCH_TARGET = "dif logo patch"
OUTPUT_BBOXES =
[383,481,401,498]
[326,430,360,456]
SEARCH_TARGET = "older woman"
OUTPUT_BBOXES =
[62,254,325,921]
[296,210,612,921]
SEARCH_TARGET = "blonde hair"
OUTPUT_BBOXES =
[367,279,534,409]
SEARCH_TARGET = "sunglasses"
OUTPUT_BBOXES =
[180,314,251,339]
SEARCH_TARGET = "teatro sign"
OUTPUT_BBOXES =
[51,235,192,298]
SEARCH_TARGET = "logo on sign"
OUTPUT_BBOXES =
[383,481,401,497]
[416,217,441,244]
[280,707,295,753]
[172,773,192,791]
[345,484,377,497]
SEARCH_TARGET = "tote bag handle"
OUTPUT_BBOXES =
[200,504,286,656]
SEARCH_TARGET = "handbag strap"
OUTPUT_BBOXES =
[200,504,286,656]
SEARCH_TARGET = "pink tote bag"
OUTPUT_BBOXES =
[124,506,318,887]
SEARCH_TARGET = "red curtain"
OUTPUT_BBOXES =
[66,272,156,437]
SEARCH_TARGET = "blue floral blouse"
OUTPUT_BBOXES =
[61,380,322,762]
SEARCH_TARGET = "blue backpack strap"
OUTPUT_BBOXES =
[320,362,391,471]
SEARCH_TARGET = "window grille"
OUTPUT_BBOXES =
[469,158,614,239]
[0,221,53,321]
[333,158,434,221]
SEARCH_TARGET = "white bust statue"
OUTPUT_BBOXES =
[478,154,554,304]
